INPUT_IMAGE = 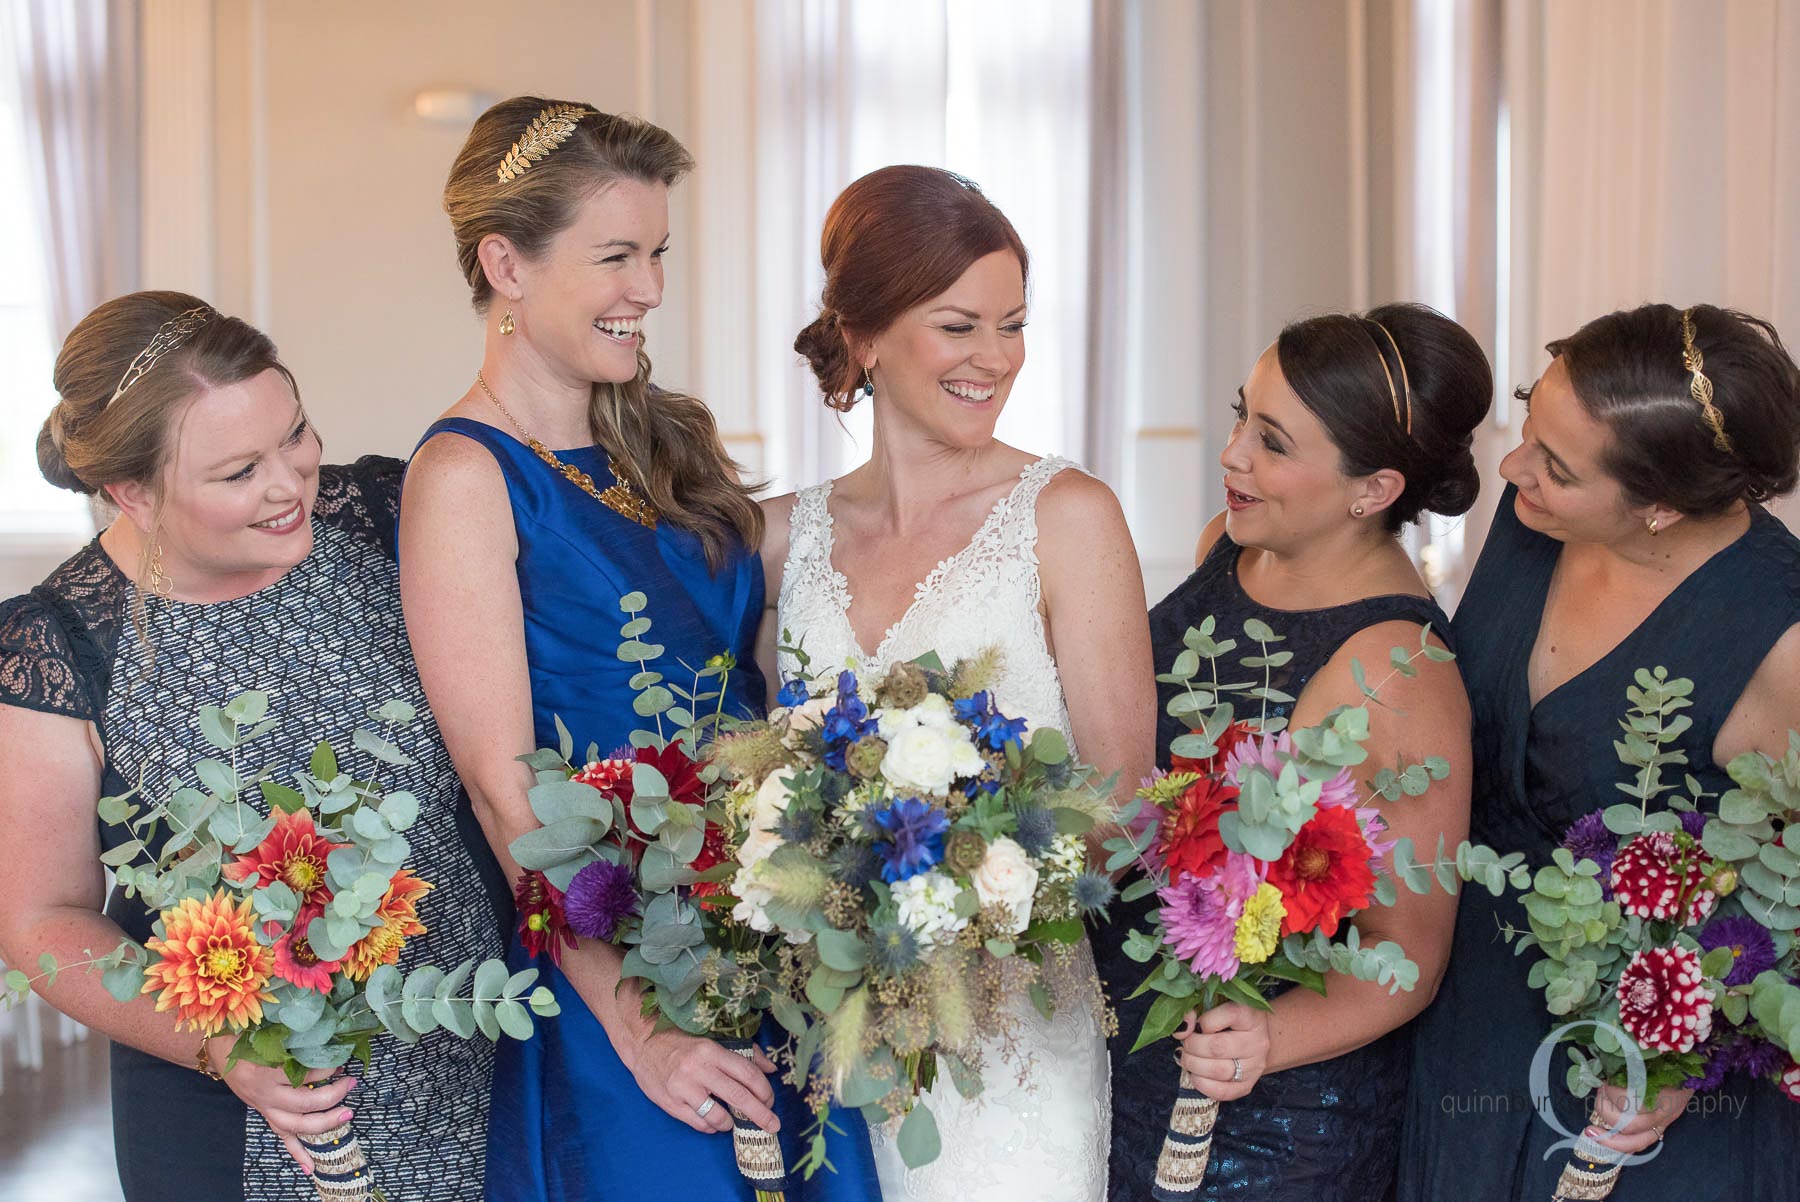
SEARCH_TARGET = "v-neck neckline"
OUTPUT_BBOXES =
[819,458,1046,665]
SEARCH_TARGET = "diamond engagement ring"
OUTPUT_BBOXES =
[695,1097,717,1119]
[1231,1058,1243,1083]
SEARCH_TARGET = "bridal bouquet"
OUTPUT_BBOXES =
[1103,617,1524,1200]
[1493,667,1800,1201]
[1,691,558,1202]
[706,649,1118,1175]
[504,591,793,1199]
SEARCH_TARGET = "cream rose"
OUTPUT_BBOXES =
[971,836,1039,935]
[736,769,793,868]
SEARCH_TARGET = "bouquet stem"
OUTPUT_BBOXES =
[1151,1069,1220,1201]
[1551,1132,1626,1201]
[722,1038,788,1202]
[301,1118,379,1202]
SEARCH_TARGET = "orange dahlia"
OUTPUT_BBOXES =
[223,808,349,908]
[1265,805,1378,936]
[142,891,277,1036]
[341,870,432,981]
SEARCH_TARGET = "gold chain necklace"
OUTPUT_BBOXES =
[475,373,658,529]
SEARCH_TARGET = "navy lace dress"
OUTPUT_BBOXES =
[1100,531,1452,1201]
[0,460,508,1202]
[1399,486,1800,1202]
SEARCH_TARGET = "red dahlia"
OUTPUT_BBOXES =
[1171,720,1257,777]
[1616,945,1714,1054]
[1265,804,1378,936]
[1157,774,1240,881]
[1779,1058,1800,1103]
[1610,831,1717,925]
[514,869,577,966]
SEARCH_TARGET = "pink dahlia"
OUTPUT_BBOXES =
[1159,851,1262,980]
[1224,731,1393,859]
[1779,1058,1800,1103]
[1611,831,1717,925]
[1617,946,1714,1054]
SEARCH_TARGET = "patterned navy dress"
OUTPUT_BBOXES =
[0,459,508,1202]
[1399,486,1800,1201]
[1099,530,1451,1201]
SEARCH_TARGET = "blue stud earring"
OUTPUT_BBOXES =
[861,367,875,398]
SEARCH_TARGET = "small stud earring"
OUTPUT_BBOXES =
[1648,516,1660,536]
[861,366,875,398]
[1351,504,1366,518]
[499,307,515,337]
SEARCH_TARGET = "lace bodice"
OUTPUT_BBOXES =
[777,455,1079,747]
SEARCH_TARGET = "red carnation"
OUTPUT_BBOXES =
[1266,805,1378,936]
[1617,945,1714,1054]
[1611,831,1717,925]
[1157,774,1240,881]
[1171,720,1256,777]
[514,869,577,966]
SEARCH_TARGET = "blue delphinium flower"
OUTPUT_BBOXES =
[776,677,811,708]
[868,796,951,882]
[954,691,1029,751]
[821,669,878,770]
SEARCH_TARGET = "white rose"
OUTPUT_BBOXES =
[877,692,956,737]
[729,863,812,944]
[882,723,985,794]
[971,836,1039,935]
[736,770,793,868]
[892,871,969,948]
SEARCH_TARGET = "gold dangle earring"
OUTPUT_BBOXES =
[147,540,174,599]
[1648,516,1661,537]
[499,307,516,337]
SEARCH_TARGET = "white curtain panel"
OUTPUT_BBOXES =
[1,0,137,345]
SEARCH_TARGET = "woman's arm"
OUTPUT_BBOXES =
[754,493,798,708]
[1036,472,1158,801]
[399,434,776,1133]
[0,704,355,1171]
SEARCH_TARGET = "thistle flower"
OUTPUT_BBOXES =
[1013,806,1058,858]
[564,859,639,942]
[830,840,882,891]
[869,921,922,976]
[1073,871,1117,915]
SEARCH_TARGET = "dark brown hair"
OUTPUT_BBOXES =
[1276,302,1493,532]
[1533,303,1800,516]
[443,96,761,567]
[794,165,1029,411]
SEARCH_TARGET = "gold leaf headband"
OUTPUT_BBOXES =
[496,103,593,183]
[111,306,213,405]
[1680,308,1734,454]
[1367,320,1413,436]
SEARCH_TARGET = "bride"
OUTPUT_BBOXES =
[759,165,1156,1201]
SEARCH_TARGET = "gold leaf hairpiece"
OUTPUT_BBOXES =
[110,307,213,405]
[1680,308,1734,454]
[496,103,593,183]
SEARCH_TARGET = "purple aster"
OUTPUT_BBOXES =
[564,859,640,942]
[868,797,951,882]
[1679,811,1709,841]
[1698,915,1777,986]
[1561,811,1618,897]
[953,691,1029,751]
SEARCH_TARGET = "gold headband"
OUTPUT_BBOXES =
[1680,308,1733,454]
[1367,321,1413,435]
[110,306,213,405]
[496,103,592,182]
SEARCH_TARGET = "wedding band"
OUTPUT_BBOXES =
[1652,1124,1664,1142]
[695,1097,716,1119]
[1231,1057,1243,1083]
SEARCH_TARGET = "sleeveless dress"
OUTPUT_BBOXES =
[414,418,879,1202]
[777,454,1112,1202]
[1099,528,1453,1202]
[0,459,507,1202]
[1399,485,1800,1202]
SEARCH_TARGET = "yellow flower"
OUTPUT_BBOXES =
[142,891,277,1036]
[1233,882,1286,966]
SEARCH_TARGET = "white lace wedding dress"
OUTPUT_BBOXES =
[776,455,1110,1202]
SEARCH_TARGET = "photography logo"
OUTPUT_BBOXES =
[1529,1019,1665,1167]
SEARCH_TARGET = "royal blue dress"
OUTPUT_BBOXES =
[413,418,880,1202]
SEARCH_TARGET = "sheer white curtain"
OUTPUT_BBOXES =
[751,0,1095,494]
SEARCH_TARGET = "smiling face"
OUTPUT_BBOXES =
[862,250,1027,448]
[1219,347,1381,552]
[511,177,669,388]
[1500,356,1644,543]
[148,368,322,583]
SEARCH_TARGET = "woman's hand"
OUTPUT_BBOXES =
[1587,1083,1692,1156]
[1175,1002,1272,1102]
[212,1035,358,1173]
[624,1025,781,1134]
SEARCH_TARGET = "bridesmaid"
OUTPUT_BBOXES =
[1100,304,1488,1200]
[399,98,876,1200]
[1400,304,1800,1201]
[0,292,505,1200]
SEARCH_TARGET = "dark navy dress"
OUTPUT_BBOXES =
[413,419,880,1202]
[1399,485,1800,1202]
[1100,530,1452,1201]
